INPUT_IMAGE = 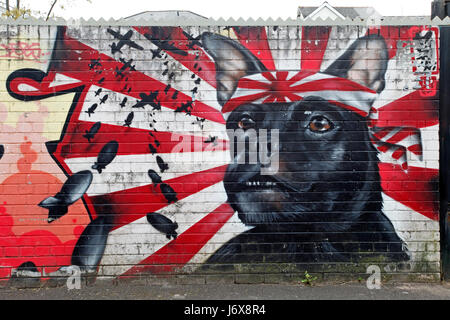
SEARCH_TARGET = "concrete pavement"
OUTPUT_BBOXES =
[1,281,450,300]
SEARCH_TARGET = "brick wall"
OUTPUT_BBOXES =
[0,23,441,285]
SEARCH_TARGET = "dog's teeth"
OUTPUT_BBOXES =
[243,181,278,187]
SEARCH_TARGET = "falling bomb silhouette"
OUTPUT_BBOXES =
[83,121,101,142]
[146,212,178,240]
[92,141,119,174]
[38,170,93,223]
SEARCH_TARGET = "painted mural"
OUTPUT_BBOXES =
[0,24,441,282]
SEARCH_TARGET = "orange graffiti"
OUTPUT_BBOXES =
[0,134,90,278]
[0,137,90,236]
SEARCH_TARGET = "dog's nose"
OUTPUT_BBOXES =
[259,128,279,176]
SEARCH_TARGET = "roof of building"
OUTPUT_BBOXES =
[122,10,208,21]
[298,2,381,19]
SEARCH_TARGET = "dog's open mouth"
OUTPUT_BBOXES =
[242,180,276,187]
[236,174,301,194]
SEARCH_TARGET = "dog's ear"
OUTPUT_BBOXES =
[325,34,388,93]
[202,32,267,106]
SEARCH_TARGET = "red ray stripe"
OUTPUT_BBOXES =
[391,147,406,160]
[88,165,227,229]
[133,26,217,88]
[301,26,331,72]
[276,71,289,81]
[262,72,276,82]
[372,127,418,145]
[408,144,422,155]
[232,27,276,71]
[384,129,419,146]
[378,163,439,220]
[372,128,396,140]
[375,88,439,128]
[237,77,272,90]
[374,142,391,153]
[287,70,317,84]
[53,32,225,125]
[55,121,229,159]
[120,202,235,276]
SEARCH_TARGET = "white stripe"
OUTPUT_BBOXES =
[289,72,336,88]
[48,73,82,88]
[271,26,302,71]
[381,192,439,263]
[17,84,38,92]
[64,150,230,196]
[231,85,270,99]
[242,73,274,85]
[98,182,228,276]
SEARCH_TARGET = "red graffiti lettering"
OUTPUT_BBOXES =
[0,41,49,62]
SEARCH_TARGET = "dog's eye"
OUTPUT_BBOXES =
[238,116,256,130]
[308,116,332,133]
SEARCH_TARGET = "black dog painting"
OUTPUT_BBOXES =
[201,32,410,264]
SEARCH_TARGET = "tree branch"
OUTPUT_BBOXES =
[46,0,58,21]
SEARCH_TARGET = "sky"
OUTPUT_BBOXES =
[21,0,433,20]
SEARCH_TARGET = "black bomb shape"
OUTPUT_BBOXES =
[146,212,178,240]
[160,183,177,204]
[83,121,101,143]
[85,103,98,117]
[156,155,169,173]
[38,170,93,223]
[124,111,134,127]
[119,97,128,108]
[148,169,162,186]
[92,140,119,174]
[148,143,157,155]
